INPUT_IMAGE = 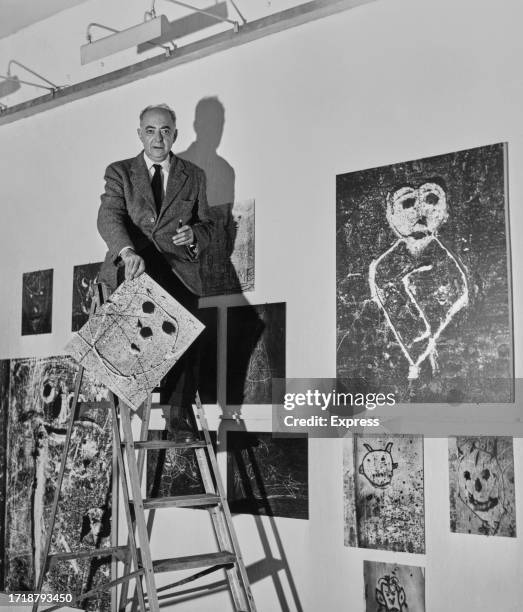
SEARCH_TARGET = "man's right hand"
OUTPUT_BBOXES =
[120,247,145,280]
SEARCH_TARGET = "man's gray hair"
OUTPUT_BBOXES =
[139,104,176,125]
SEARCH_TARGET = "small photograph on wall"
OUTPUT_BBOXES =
[227,431,308,519]
[197,307,218,404]
[0,360,9,590]
[201,199,255,296]
[336,143,513,402]
[227,302,286,404]
[363,560,425,612]
[449,436,516,537]
[146,430,217,499]
[72,262,102,331]
[21,268,53,335]
[344,434,425,553]
[4,356,111,611]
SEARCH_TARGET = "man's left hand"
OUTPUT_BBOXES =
[172,224,194,246]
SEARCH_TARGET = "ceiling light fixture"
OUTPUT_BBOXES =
[0,60,61,99]
[80,15,173,65]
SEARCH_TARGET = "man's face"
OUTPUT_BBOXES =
[386,182,448,240]
[137,108,177,162]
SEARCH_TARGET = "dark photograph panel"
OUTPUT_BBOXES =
[227,303,286,404]
[227,431,308,519]
[72,262,102,331]
[21,268,53,335]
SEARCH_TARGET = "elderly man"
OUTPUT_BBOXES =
[97,104,214,440]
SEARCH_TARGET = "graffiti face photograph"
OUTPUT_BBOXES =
[336,144,513,402]
[449,436,516,537]
[344,435,425,553]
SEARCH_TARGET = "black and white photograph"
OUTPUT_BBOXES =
[71,262,102,331]
[21,268,53,335]
[227,431,308,519]
[337,144,513,403]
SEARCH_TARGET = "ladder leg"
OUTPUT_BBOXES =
[32,367,85,612]
[119,400,160,612]
[109,396,147,612]
[193,393,257,612]
[119,394,153,611]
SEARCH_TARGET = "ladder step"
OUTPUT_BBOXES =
[153,551,236,573]
[131,440,206,450]
[150,403,174,410]
[48,545,129,563]
[140,493,221,509]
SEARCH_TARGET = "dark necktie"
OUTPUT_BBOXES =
[151,164,163,214]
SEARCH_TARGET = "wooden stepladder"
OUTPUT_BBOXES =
[33,286,257,612]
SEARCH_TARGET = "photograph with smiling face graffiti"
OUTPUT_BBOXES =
[336,144,513,402]
[66,273,204,410]
[449,436,516,537]
[363,560,425,612]
[344,435,425,553]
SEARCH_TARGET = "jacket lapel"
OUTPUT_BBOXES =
[160,155,189,220]
[130,153,156,211]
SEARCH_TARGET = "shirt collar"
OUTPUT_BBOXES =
[143,151,172,173]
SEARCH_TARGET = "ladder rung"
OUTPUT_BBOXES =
[139,493,221,509]
[131,440,206,450]
[48,545,129,563]
[153,551,236,573]
[150,403,173,410]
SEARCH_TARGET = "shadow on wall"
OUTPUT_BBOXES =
[179,96,245,297]
[175,98,303,612]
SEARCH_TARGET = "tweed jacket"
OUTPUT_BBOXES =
[97,152,213,295]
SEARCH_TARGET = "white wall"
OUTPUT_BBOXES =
[0,0,522,610]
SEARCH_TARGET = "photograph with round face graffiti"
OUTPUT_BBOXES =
[449,436,516,537]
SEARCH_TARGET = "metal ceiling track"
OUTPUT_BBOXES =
[0,0,372,127]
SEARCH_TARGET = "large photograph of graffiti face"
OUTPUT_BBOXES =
[449,436,516,537]
[337,144,512,403]
[344,434,425,553]
[4,356,111,611]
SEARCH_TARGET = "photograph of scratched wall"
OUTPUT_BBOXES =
[364,560,425,612]
[0,360,9,590]
[201,199,255,296]
[227,431,308,519]
[449,436,516,537]
[197,307,218,404]
[146,430,217,498]
[21,268,53,335]
[336,143,512,402]
[227,302,286,404]
[72,262,102,331]
[344,434,425,553]
[4,356,111,611]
